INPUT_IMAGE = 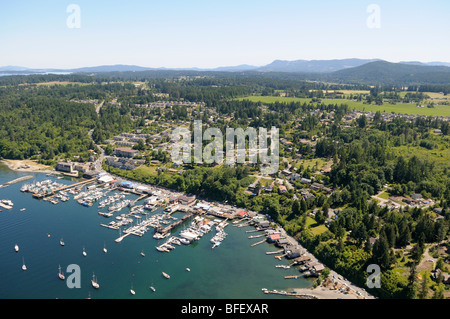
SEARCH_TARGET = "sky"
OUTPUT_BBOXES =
[0,0,449,69]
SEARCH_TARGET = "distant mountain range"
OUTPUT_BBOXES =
[2,59,450,85]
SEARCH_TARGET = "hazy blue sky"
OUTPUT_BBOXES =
[1,0,449,68]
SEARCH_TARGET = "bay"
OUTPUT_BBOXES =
[0,163,313,299]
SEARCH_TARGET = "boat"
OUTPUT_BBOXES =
[60,238,65,246]
[149,286,156,292]
[58,265,65,280]
[186,268,190,272]
[91,273,99,289]
[22,257,27,271]
[140,250,145,257]
[82,247,87,257]
[20,208,26,212]
[130,284,135,295]
[103,243,107,253]
[162,272,170,279]
[14,244,19,252]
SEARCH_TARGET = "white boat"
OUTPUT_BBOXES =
[20,208,26,212]
[103,243,107,253]
[22,257,27,271]
[60,238,65,246]
[58,265,65,280]
[14,244,19,252]
[186,268,191,272]
[149,286,156,292]
[130,284,135,295]
[82,247,87,257]
[162,272,170,279]
[91,273,99,289]
[140,250,145,257]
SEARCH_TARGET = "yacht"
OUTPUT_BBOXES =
[186,268,191,272]
[140,250,145,257]
[58,265,65,280]
[60,238,65,246]
[82,247,87,257]
[22,257,27,271]
[149,286,156,292]
[91,273,99,289]
[14,244,19,252]
[103,243,108,253]
[130,284,135,295]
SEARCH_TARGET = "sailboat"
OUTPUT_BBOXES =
[60,238,65,246]
[82,247,87,257]
[14,244,19,252]
[91,273,99,289]
[162,272,170,279]
[22,257,27,271]
[58,265,65,280]
[130,283,135,295]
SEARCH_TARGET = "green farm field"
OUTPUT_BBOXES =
[237,95,450,117]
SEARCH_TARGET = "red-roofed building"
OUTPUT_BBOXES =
[267,233,281,243]
[237,210,247,218]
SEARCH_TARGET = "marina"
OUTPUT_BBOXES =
[0,164,315,299]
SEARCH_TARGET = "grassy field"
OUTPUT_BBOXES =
[237,95,450,117]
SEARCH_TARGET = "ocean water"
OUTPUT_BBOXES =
[0,164,313,299]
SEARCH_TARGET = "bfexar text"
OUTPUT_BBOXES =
[181,303,269,316]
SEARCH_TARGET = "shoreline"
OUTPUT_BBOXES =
[1,159,54,174]
[1,161,374,299]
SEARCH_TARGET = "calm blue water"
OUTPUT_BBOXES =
[0,164,312,299]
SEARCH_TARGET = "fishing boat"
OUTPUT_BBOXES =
[91,273,99,289]
[14,244,19,252]
[58,265,65,280]
[22,257,27,271]
[82,247,87,257]
[162,272,170,279]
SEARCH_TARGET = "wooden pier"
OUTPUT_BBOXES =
[251,239,266,247]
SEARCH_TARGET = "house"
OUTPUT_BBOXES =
[177,195,196,206]
[434,208,443,215]
[278,185,287,194]
[310,182,324,191]
[257,220,270,230]
[312,264,325,274]
[113,147,140,158]
[267,233,281,243]
[285,248,303,259]
[290,173,301,181]
[275,238,290,248]
[236,210,247,218]
[410,193,423,201]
